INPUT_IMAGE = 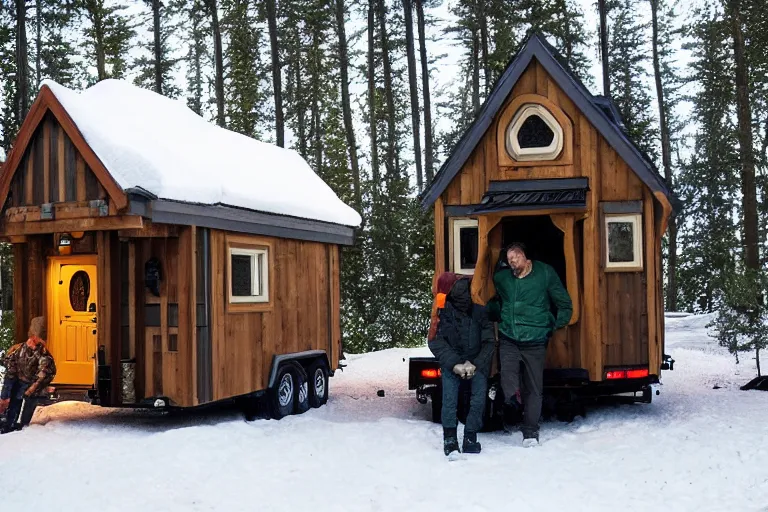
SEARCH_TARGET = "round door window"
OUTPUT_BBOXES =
[69,270,90,312]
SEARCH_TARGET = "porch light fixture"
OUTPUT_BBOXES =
[58,233,73,255]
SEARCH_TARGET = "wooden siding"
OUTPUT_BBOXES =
[439,58,659,380]
[8,112,107,209]
[208,230,338,402]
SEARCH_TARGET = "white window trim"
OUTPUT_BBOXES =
[228,246,270,303]
[452,218,478,275]
[604,213,643,270]
[505,103,564,161]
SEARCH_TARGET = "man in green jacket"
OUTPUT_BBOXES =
[487,242,572,447]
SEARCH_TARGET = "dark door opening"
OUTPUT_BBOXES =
[499,215,566,287]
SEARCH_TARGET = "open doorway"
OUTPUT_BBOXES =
[499,215,566,287]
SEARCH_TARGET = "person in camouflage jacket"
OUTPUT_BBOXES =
[0,316,56,433]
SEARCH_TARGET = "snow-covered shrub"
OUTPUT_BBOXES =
[707,268,768,376]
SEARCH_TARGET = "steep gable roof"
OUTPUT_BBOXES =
[0,79,361,229]
[420,32,677,213]
[0,85,128,211]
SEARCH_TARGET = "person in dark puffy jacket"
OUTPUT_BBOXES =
[427,272,495,458]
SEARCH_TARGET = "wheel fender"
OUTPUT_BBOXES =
[267,350,329,389]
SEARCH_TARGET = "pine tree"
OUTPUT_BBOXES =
[33,0,79,88]
[78,0,137,83]
[607,0,659,162]
[222,0,266,138]
[0,4,19,155]
[174,0,210,117]
[133,0,181,97]
[650,0,682,310]
[676,5,739,312]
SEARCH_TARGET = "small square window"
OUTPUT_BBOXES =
[452,219,478,275]
[604,214,643,271]
[229,246,269,303]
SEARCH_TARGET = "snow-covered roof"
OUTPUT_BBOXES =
[41,79,362,228]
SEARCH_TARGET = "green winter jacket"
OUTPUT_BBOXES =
[487,260,573,344]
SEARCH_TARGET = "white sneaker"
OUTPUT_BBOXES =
[522,437,539,448]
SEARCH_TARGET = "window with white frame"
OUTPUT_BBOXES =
[604,214,643,270]
[452,218,478,275]
[505,103,564,161]
[229,246,269,302]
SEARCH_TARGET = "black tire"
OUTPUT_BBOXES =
[294,367,310,415]
[307,360,329,408]
[430,390,442,423]
[270,365,296,419]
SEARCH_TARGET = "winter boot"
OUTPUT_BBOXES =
[443,427,460,457]
[522,430,539,448]
[462,431,481,454]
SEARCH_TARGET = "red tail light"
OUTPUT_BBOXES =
[421,368,441,379]
[606,368,649,380]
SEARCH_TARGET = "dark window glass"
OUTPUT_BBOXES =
[231,254,253,296]
[517,115,555,148]
[69,270,90,312]
[459,227,478,269]
[608,222,634,262]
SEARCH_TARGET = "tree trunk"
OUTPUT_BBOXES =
[190,1,204,115]
[16,0,29,120]
[479,0,489,95]
[266,0,284,147]
[367,0,380,195]
[204,0,225,127]
[415,0,433,183]
[35,0,41,89]
[650,0,677,311]
[471,26,480,114]
[152,0,163,95]
[334,0,361,210]
[598,0,610,96]
[377,0,396,177]
[729,0,759,270]
[311,24,322,175]
[757,346,761,377]
[295,56,307,159]
[402,0,423,191]
[86,1,107,81]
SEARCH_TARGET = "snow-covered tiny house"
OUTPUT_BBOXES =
[0,80,361,418]
[410,34,680,424]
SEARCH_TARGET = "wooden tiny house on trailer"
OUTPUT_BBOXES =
[0,79,360,419]
[409,33,679,424]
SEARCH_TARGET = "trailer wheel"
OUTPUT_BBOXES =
[307,361,329,408]
[294,370,310,415]
[270,366,296,419]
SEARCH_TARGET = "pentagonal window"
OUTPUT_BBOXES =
[505,104,563,161]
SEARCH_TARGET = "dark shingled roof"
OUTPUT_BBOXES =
[420,32,680,213]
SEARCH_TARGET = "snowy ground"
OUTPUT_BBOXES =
[3,314,768,512]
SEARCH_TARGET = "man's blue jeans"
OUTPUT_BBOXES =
[441,369,487,433]
[1,378,32,428]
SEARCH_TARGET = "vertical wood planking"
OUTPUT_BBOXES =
[13,244,26,343]
[76,154,87,201]
[188,227,198,405]
[50,118,58,203]
[43,120,50,204]
[535,61,548,96]
[644,190,659,373]
[64,134,76,201]
[85,166,100,199]
[57,125,65,202]
[580,119,603,380]
[434,197,445,277]
[24,141,34,205]
[33,126,45,205]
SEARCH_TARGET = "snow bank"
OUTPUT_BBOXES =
[40,79,362,228]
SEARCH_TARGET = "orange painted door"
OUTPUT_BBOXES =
[49,259,98,386]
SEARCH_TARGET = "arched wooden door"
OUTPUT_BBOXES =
[48,256,98,387]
